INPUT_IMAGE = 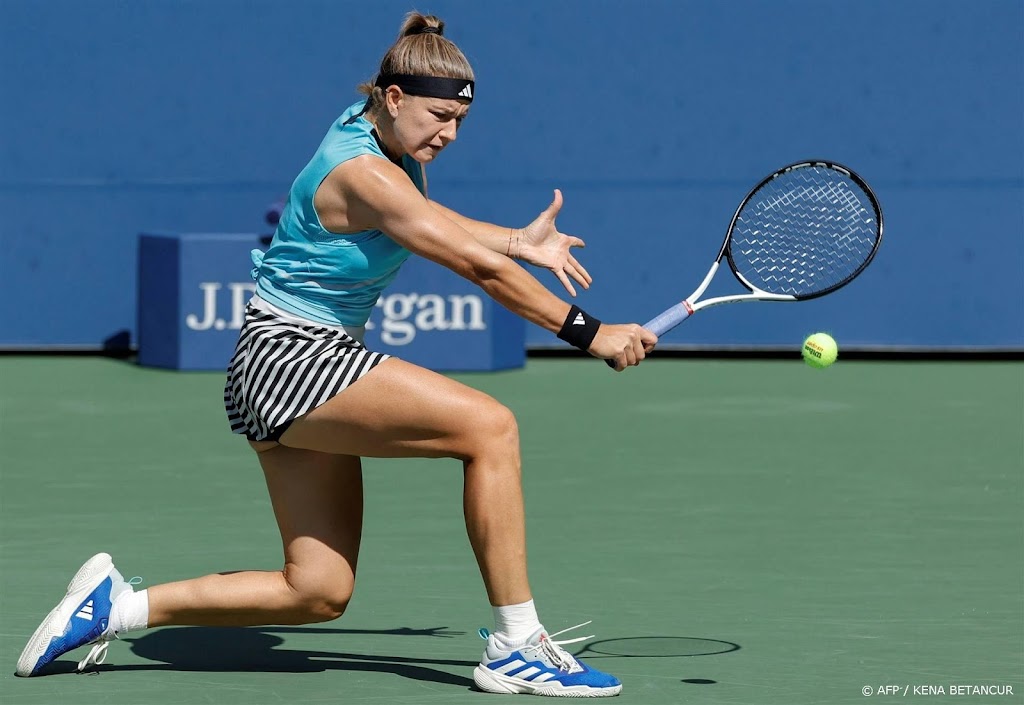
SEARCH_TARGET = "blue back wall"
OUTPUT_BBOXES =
[2,0,1022,348]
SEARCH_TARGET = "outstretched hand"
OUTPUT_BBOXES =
[517,189,592,296]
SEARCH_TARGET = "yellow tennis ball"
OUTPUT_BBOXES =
[802,333,838,368]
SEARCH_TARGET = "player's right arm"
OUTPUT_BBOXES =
[327,156,655,370]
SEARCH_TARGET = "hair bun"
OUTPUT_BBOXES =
[400,13,445,38]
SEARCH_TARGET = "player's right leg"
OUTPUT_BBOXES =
[277,357,621,697]
[278,357,532,608]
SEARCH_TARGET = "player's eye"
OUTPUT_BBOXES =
[432,111,466,127]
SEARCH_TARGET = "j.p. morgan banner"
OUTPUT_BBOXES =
[138,233,524,371]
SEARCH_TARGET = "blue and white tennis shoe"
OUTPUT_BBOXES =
[16,553,138,676]
[474,622,622,697]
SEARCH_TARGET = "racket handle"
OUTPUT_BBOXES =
[603,302,692,368]
[644,302,692,336]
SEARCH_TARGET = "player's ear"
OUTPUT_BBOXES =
[385,86,404,118]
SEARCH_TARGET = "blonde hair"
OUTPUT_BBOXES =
[357,13,475,111]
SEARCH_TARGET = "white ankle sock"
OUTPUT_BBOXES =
[110,589,150,634]
[493,599,542,644]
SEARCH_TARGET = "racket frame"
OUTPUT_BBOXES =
[681,260,795,315]
[643,160,883,335]
[723,159,884,301]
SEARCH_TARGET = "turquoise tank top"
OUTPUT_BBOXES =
[253,100,426,326]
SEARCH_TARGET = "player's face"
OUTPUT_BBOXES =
[393,95,469,163]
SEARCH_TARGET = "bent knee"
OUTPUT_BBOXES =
[283,569,354,623]
[488,404,519,444]
[298,592,352,623]
[458,402,520,462]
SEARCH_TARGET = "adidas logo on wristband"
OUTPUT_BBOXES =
[557,306,600,351]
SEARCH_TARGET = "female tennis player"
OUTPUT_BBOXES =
[16,13,655,697]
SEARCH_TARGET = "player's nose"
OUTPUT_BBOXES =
[439,119,458,144]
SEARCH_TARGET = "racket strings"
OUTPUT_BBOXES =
[730,167,879,296]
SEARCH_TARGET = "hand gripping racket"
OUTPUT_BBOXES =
[612,160,882,365]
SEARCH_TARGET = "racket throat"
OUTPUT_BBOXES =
[687,260,721,304]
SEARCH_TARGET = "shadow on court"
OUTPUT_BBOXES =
[572,636,741,660]
[569,636,741,688]
[32,627,741,692]
[35,626,477,688]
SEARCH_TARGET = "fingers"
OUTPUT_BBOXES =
[639,326,659,351]
[565,261,590,291]
[555,269,577,297]
[626,345,639,368]
[613,353,627,372]
[567,254,592,286]
[568,268,589,291]
[543,189,563,220]
[614,331,644,371]
[631,330,647,363]
[612,324,657,371]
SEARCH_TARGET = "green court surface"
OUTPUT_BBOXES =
[1,357,1021,705]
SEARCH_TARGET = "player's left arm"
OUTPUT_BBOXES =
[428,190,592,296]
[427,199,517,255]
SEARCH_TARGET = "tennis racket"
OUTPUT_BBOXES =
[612,160,882,364]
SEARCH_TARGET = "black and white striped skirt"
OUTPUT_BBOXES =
[224,300,390,441]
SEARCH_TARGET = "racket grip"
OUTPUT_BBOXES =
[643,302,692,336]
[603,302,692,368]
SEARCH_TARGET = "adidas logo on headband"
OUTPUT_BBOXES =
[458,84,473,99]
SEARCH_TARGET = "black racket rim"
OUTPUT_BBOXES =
[719,159,884,300]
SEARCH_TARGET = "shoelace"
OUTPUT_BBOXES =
[77,576,143,673]
[527,621,593,674]
[77,638,114,672]
[480,621,596,675]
